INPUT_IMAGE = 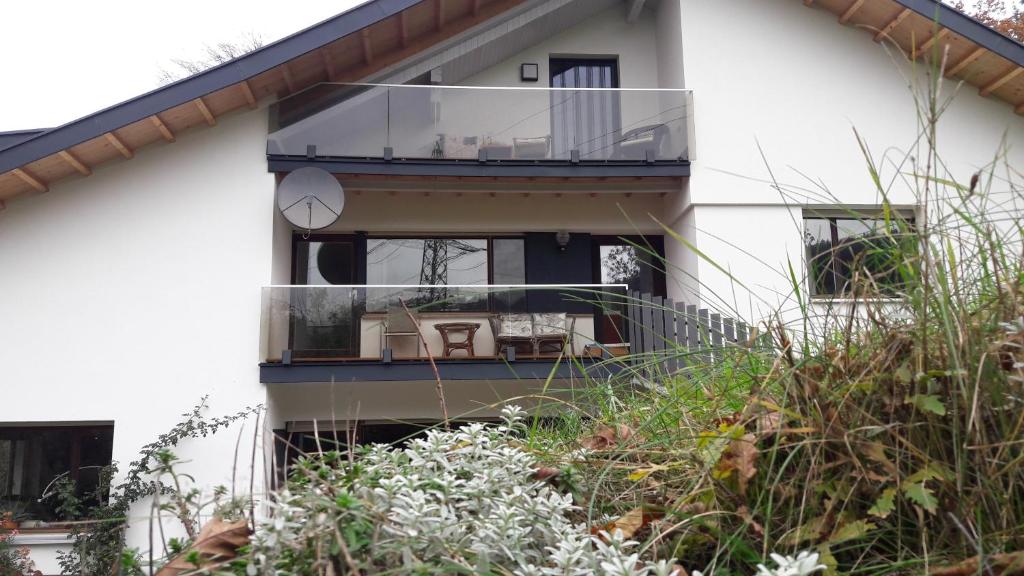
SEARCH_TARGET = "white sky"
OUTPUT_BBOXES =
[0,0,1006,132]
[0,1,362,131]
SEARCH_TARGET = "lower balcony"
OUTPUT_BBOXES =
[259,284,632,383]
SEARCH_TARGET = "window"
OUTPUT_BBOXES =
[0,425,114,523]
[367,239,489,286]
[804,211,916,297]
[366,236,512,311]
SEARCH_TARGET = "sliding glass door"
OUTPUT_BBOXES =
[550,59,621,160]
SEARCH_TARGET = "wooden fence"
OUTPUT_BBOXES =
[626,291,757,371]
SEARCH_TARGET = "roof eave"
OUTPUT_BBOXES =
[0,0,421,175]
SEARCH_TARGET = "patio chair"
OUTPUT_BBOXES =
[380,306,421,359]
[615,123,668,160]
[513,135,551,159]
[532,313,576,356]
[490,314,534,358]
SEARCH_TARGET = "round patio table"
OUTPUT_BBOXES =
[433,322,481,358]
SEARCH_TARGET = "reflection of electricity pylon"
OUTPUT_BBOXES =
[417,240,486,302]
[419,239,449,300]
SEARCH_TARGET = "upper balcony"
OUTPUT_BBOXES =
[267,83,694,178]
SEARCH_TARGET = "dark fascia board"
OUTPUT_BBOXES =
[267,156,692,178]
[0,129,49,152]
[891,0,1024,67]
[0,0,421,175]
[259,358,629,383]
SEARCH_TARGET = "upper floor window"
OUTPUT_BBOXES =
[0,425,114,524]
[804,210,916,298]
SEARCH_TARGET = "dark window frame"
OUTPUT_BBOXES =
[0,424,114,523]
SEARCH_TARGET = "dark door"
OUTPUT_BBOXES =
[593,236,666,344]
[291,236,363,358]
[550,59,620,160]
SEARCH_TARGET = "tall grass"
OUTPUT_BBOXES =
[522,34,1024,576]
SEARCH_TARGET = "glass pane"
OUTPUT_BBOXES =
[492,239,525,284]
[366,239,488,311]
[492,238,526,312]
[269,83,692,162]
[303,242,355,285]
[0,427,114,522]
[804,218,835,296]
[599,244,656,294]
[835,218,907,295]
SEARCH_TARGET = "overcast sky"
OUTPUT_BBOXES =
[0,1,362,131]
[0,0,1006,132]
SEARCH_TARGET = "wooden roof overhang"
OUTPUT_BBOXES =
[804,0,1024,111]
[3,0,1022,207]
[0,0,528,206]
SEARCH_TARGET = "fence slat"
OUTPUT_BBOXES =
[698,308,710,364]
[686,305,699,356]
[628,291,641,365]
[723,317,735,344]
[710,313,723,362]
[641,294,655,362]
[736,321,748,347]
[662,298,676,373]
[652,296,665,373]
[675,301,688,369]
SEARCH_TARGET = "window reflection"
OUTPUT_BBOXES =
[366,239,489,311]
[804,214,914,297]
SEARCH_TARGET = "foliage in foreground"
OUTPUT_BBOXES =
[249,406,684,576]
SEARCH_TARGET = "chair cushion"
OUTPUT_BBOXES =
[496,314,533,338]
[532,312,568,336]
[513,136,550,159]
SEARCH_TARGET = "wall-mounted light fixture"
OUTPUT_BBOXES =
[520,63,539,82]
[555,230,571,251]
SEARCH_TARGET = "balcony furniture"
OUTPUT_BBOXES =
[380,307,421,359]
[615,124,668,160]
[513,136,551,159]
[533,313,576,356]
[490,313,577,357]
[436,134,479,159]
[479,142,512,159]
[490,313,535,357]
[434,322,481,358]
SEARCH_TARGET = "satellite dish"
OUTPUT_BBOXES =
[277,167,344,233]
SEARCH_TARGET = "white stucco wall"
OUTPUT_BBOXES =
[0,109,277,566]
[461,4,661,89]
[676,0,1024,321]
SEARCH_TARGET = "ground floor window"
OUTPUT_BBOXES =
[0,425,114,524]
[804,209,916,297]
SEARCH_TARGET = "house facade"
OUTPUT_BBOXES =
[2,0,1024,571]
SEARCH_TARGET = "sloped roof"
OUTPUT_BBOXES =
[0,0,527,202]
[0,0,1022,204]
[806,0,1024,106]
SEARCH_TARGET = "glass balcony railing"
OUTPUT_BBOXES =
[268,83,695,163]
[259,284,629,363]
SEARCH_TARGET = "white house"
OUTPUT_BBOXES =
[2,0,1023,572]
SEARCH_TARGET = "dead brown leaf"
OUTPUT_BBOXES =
[737,505,764,538]
[156,517,250,575]
[581,424,636,450]
[930,551,1024,576]
[532,467,561,482]
[591,507,663,540]
[715,433,758,496]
